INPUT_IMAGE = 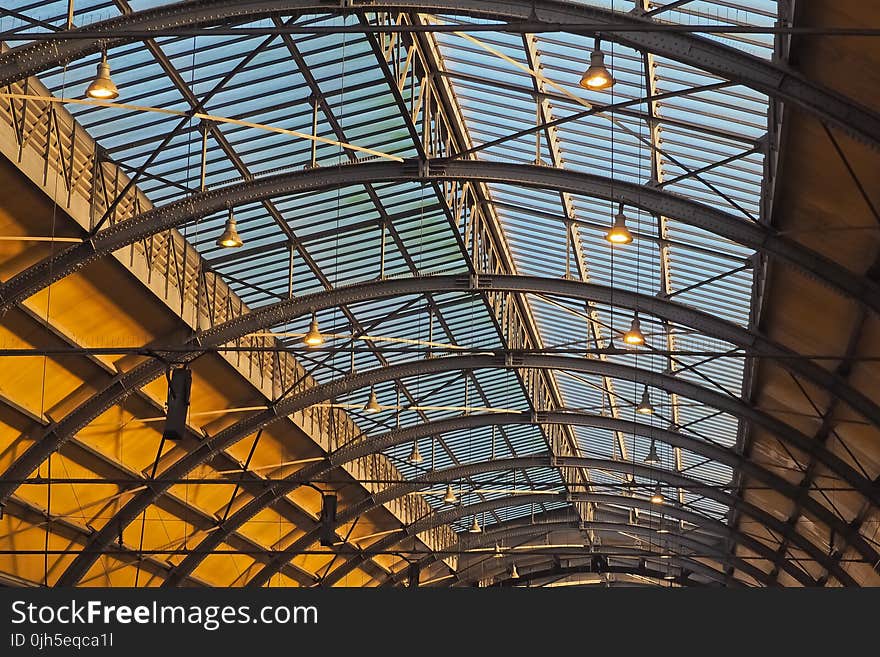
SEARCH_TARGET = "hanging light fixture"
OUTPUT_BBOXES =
[364,387,382,413]
[510,563,519,579]
[579,38,616,90]
[303,312,324,347]
[408,440,423,464]
[86,50,119,100]
[650,483,665,505]
[604,204,633,245]
[493,543,504,559]
[644,438,661,464]
[215,207,243,248]
[469,516,482,533]
[636,386,654,415]
[443,484,458,505]
[622,314,645,346]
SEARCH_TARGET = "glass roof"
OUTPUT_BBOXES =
[4,0,781,574]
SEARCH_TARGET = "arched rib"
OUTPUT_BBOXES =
[240,456,817,588]
[3,274,877,520]
[2,161,879,318]
[1,2,878,148]
[54,354,877,586]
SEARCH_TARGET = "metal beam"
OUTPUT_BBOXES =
[488,563,702,588]
[164,409,867,588]
[257,476,767,588]
[54,351,877,587]
[380,515,680,587]
[435,520,731,587]
[239,454,826,588]
[3,275,875,584]
[4,274,877,526]
[313,481,818,588]
[3,161,876,320]
[1,1,878,149]
[454,527,733,588]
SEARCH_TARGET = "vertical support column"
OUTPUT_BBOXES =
[421,74,431,157]
[379,222,386,279]
[287,243,295,300]
[199,121,209,192]
[310,94,319,169]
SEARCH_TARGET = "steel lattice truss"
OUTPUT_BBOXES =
[0,0,877,588]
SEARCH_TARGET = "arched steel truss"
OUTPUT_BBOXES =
[3,161,879,318]
[386,518,726,588]
[271,485,763,588]
[4,274,877,522]
[1,1,878,149]
[489,564,700,588]
[425,521,732,588]
[161,410,868,588]
[0,276,869,584]
[0,0,876,591]
[232,455,823,588]
[408,520,720,588]
[311,482,818,588]
[452,522,733,588]
[52,351,878,587]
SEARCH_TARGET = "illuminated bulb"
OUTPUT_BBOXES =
[364,387,381,414]
[215,208,243,248]
[623,315,645,346]
[604,207,634,245]
[636,387,654,415]
[303,313,324,347]
[469,516,482,533]
[579,48,615,90]
[443,484,458,505]
[650,483,665,505]
[86,52,119,100]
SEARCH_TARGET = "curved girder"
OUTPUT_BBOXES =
[444,521,730,588]
[384,519,725,587]
[0,0,873,590]
[454,530,736,588]
[5,275,874,585]
[237,456,817,588]
[4,274,879,525]
[1,1,878,149]
[4,161,879,319]
[314,483,813,588]
[167,410,863,588]
[266,483,756,589]
[487,563,703,588]
[54,353,877,586]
